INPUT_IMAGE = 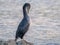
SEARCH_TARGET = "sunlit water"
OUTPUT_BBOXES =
[0,0,60,45]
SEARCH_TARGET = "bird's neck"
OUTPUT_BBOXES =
[23,8,29,18]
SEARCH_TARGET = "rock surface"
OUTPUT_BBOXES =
[0,39,33,45]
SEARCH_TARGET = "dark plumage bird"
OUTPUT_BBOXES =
[15,3,31,41]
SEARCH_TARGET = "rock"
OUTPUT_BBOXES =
[0,39,33,45]
[8,40,16,45]
[0,40,8,45]
[0,40,2,45]
[17,39,33,45]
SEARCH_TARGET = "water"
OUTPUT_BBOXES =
[0,0,60,45]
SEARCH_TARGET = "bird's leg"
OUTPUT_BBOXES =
[15,37,18,42]
[15,38,16,41]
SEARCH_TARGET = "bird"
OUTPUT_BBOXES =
[15,3,31,41]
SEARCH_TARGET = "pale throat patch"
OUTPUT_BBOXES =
[26,7,29,14]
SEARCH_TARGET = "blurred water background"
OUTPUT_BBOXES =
[0,0,60,45]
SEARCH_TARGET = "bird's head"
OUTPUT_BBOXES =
[23,3,31,13]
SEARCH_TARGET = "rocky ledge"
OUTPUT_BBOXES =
[0,39,33,45]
